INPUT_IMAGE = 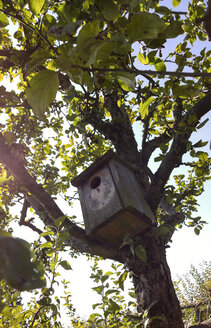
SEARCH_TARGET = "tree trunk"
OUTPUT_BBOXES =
[126,237,184,328]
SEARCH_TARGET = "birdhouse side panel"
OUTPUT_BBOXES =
[80,165,123,234]
[108,159,155,223]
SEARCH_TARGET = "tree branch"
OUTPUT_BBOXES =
[74,65,211,78]
[141,132,172,166]
[103,89,139,162]
[181,298,211,310]
[0,134,124,262]
[147,91,211,211]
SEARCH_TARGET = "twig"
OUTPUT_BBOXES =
[181,298,211,310]
[30,306,44,328]
[171,11,187,15]
[0,9,58,54]
[19,199,51,241]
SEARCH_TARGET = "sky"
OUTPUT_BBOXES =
[1,0,211,324]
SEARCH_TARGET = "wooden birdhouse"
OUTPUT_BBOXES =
[71,151,155,247]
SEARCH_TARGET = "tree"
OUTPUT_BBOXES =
[175,261,211,327]
[0,0,210,327]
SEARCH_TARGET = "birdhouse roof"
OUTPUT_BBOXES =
[71,150,135,187]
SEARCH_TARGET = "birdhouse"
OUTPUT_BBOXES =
[71,151,155,247]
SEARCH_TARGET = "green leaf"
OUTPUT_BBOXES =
[39,241,53,249]
[165,21,184,39]
[172,0,181,7]
[39,231,54,237]
[29,48,53,67]
[89,313,102,321]
[108,299,120,311]
[138,53,149,65]
[0,176,9,185]
[193,140,208,148]
[119,234,133,248]
[0,13,9,27]
[154,154,164,162]
[0,230,11,237]
[92,286,103,295]
[148,50,157,63]
[135,244,147,263]
[0,165,9,185]
[153,225,171,236]
[127,12,166,41]
[87,41,114,65]
[77,20,100,57]
[129,291,136,298]
[26,70,59,119]
[197,151,208,161]
[55,216,66,227]
[0,236,46,290]
[154,59,166,71]
[99,0,119,21]
[155,6,172,15]
[187,114,198,125]
[105,289,119,296]
[173,85,201,99]
[139,96,155,119]
[194,227,200,235]
[59,260,72,270]
[118,271,128,291]
[104,271,113,276]
[117,72,136,91]
[197,118,209,130]
[48,22,82,39]
[29,0,45,15]
[130,243,135,256]
[0,301,5,313]
[3,131,16,145]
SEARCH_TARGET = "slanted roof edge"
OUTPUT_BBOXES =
[71,150,135,187]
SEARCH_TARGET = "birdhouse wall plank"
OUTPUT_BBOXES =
[79,164,123,234]
[108,159,155,223]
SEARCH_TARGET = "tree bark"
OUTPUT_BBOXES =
[126,237,184,328]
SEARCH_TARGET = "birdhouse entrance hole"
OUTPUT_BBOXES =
[90,176,101,189]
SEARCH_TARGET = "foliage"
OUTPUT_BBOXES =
[88,261,135,327]
[0,223,75,327]
[0,0,210,326]
[174,261,211,326]
[88,260,164,328]
[0,233,45,291]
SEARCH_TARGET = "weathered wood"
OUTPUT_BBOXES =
[71,150,135,187]
[71,151,155,246]
[108,158,155,221]
[91,208,150,246]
